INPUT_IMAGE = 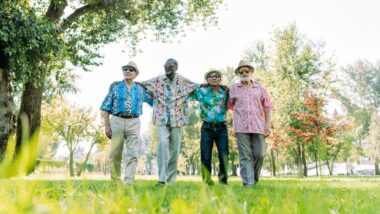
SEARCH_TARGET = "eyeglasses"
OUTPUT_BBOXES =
[207,74,221,79]
[238,68,252,75]
[122,67,136,73]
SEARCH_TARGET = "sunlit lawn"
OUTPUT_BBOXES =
[0,176,379,213]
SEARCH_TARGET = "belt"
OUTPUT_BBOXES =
[203,121,226,127]
[113,114,139,119]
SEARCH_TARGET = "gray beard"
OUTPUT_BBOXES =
[239,75,252,82]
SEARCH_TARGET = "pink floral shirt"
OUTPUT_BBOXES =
[228,81,273,134]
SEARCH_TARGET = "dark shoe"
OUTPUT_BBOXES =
[219,181,228,185]
[156,181,166,186]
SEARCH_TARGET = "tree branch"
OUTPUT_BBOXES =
[60,1,129,31]
[46,0,68,22]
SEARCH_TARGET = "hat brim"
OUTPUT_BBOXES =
[122,65,139,74]
[204,70,222,80]
[234,65,254,74]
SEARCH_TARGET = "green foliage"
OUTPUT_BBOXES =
[1,0,224,161]
[41,98,104,176]
[0,1,63,86]
[242,24,336,176]
[0,178,379,213]
[335,60,380,138]
[363,113,380,166]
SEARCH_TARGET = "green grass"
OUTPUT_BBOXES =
[0,176,379,213]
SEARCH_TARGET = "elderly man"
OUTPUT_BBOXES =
[191,70,229,185]
[228,60,272,187]
[100,61,152,184]
[141,58,199,186]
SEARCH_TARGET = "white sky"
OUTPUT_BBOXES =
[66,0,380,132]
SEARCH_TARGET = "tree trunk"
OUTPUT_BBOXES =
[325,160,332,175]
[295,144,303,177]
[77,143,95,176]
[15,81,44,175]
[16,81,44,153]
[314,152,319,176]
[318,158,322,177]
[69,151,74,177]
[0,67,14,160]
[230,162,238,176]
[191,157,195,175]
[270,150,276,176]
[301,144,307,177]
[375,159,380,175]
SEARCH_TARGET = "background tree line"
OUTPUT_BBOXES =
[1,1,379,177]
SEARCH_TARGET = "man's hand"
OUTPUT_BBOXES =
[105,125,112,139]
[264,125,271,137]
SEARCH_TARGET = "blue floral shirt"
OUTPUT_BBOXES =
[100,81,152,116]
[191,86,228,123]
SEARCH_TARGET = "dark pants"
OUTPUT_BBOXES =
[200,121,229,184]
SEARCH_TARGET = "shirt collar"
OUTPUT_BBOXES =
[206,86,226,93]
[121,80,137,88]
[163,73,178,82]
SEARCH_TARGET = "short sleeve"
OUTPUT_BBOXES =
[227,85,236,110]
[189,88,201,102]
[261,87,273,111]
[183,76,200,95]
[143,88,153,106]
[141,77,159,96]
[100,83,115,112]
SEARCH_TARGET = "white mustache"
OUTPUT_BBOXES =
[239,74,252,81]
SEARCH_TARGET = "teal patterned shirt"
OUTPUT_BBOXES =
[191,86,228,123]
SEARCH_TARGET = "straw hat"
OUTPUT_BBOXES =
[122,61,139,74]
[204,69,222,80]
[234,60,254,74]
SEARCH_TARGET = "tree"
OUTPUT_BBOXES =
[0,1,63,159]
[335,60,380,136]
[363,112,380,175]
[318,111,353,176]
[242,24,333,177]
[0,0,225,161]
[42,98,99,176]
[76,124,108,176]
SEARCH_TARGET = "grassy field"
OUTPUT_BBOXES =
[0,176,379,213]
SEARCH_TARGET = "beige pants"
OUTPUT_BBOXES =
[157,126,182,185]
[109,116,140,183]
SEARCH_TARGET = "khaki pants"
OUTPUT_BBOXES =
[109,116,140,183]
[157,126,182,185]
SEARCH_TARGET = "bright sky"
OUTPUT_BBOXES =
[66,0,380,132]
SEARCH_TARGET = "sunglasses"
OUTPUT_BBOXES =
[207,74,221,79]
[122,67,136,72]
[238,68,251,75]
